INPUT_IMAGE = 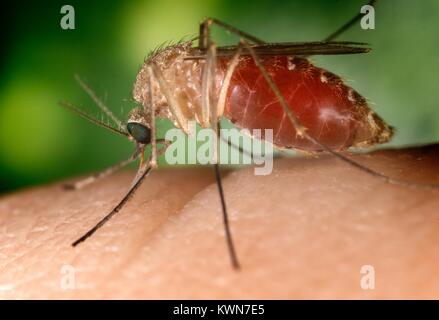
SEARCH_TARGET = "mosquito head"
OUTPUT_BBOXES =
[126,107,151,144]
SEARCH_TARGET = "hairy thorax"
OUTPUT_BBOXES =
[132,41,224,129]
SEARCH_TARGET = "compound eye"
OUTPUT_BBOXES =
[127,123,151,144]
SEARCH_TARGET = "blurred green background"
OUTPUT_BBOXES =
[1,0,438,193]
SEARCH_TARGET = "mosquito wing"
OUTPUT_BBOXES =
[187,41,370,59]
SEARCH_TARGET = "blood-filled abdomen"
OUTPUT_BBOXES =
[221,56,392,151]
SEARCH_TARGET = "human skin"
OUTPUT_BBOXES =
[0,144,438,299]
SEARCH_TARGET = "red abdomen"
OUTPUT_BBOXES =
[221,56,392,151]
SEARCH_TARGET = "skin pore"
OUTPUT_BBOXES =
[0,144,438,299]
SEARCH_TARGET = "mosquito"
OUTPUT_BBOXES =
[61,0,438,270]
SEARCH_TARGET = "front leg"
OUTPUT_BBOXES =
[146,65,158,168]
[149,63,191,134]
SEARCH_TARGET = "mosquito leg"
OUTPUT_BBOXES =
[199,19,212,50]
[201,37,241,269]
[75,74,124,131]
[240,39,439,190]
[150,63,191,134]
[200,0,377,52]
[64,149,141,190]
[72,160,152,247]
[208,54,243,268]
[199,18,265,51]
[146,66,158,168]
[201,41,244,270]
[213,161,240,269]
[215,40,255,161]
[200,40,216,128]
[213,37,298,159]
[323,0,378,42]
[72,142,171,246]
[214,40,292,161]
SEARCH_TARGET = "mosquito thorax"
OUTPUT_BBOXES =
[132,40,215,131]
[126,108,151,144]
[132,41,194,107]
